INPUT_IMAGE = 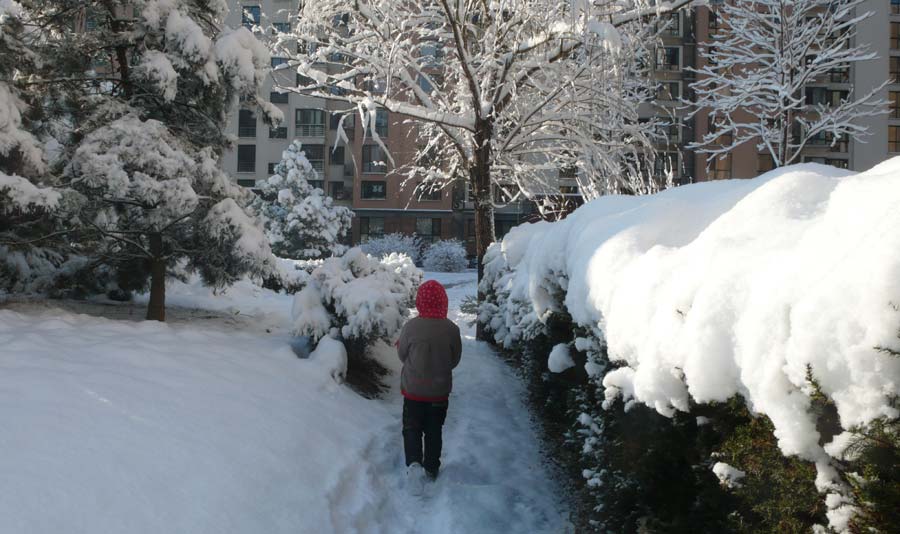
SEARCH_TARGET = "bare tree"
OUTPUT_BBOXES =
[275,0,690,292]
[688,0,888,169]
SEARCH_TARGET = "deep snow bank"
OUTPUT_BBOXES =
[481,161,900,470]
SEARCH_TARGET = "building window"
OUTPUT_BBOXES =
[893,0,900,15]
[415,182,442,201]
[655,47,681,71]
[272,22,290,34]
[241,5,260,29]
[361,180,387,199]
[374,109,388,137]
[657,81,681,101]
[893,23,900,50]
[238,109,256,138]
[330,146,345,165]
[303,144,325,173]
[270,91,289,104]
[808,131,849,152]
[560,185,580,195]
[659,12,681,36]
[271,57,289,68]
[267,162,278,175]
[654,153,678,178]
[709,154,731,180]
[419,41,444,66]
[362,77,386,94]
[359,217,385,241]
[891,91,900,119]
[329,181,346,200]
[708,10,720,34]
[269,126,287,139]
[757,153,775,174]
[362,145,388,173]
[892,57,900,84]
[708,115,732,144]
[829,66,850,83]
[805,87,848,107]
[295,109,325,137]
[308,180,324,191]
[237,179,256,187]
[237,145,256,173]
[416,218,442,243]
[890,126,900,152]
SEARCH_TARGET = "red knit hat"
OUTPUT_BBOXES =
[416,280,448,319]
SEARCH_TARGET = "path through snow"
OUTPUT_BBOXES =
[327,272,569,533]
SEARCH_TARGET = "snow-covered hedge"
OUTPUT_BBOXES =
[422,239,468,272]
[480,162,900,531]
[291,248,422,344]
[359,233,422,264]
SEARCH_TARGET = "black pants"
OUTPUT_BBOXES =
[402,398,449,476]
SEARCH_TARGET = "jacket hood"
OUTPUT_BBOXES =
[416,280,448,319]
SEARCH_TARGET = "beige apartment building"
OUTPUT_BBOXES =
[653,2,894,183]
[222,2,896,251]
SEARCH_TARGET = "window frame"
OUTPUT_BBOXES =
[361,180,387,200]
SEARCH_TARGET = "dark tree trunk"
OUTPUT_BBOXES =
[146,233,166,322]
[472,118,496,341]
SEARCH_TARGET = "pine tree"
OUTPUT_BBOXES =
[20,0,279,320]
[251,140,352,260]
[0,0,76,294]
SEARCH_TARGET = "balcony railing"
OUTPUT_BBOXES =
[296,124,325,137]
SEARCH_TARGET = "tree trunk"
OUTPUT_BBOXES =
[472,119,496,341]
[146,233,166,322]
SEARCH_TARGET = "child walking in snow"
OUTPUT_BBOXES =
[396,280,462,494]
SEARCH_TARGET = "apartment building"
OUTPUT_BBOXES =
[676,2,892,181]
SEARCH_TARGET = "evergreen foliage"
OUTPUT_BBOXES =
[251,140,352,260]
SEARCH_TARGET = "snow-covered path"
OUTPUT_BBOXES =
[327,272,568,533]
[0,271,566,533]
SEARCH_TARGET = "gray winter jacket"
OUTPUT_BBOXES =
[397,317,462,401]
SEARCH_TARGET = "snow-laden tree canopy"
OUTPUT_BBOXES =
[252,140,353,260]
[1,0,281,318]
[273,0,690,289]
[689,0,888,168]
[67,115,273,296]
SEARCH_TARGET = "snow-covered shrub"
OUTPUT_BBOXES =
[251,140,352,260]
[359,233,422,264]
[422,239,468,272]
[479,163,900,531]
[291,248,422,343]
[290,248,422,397]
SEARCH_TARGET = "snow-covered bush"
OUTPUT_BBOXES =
[251,140,352,260]
[422,239,468,272]
[360,233,422,264]
[291,248,422,343]
[290,248,422,396]
[480,162,900,531]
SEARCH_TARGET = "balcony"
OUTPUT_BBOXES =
[296,124,325,137]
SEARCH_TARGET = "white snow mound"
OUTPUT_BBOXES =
[482,161,900,466]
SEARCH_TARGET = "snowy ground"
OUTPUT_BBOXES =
[0,271,567,533]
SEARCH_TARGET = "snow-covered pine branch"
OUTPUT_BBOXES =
[687,0,889,168]
[251,140,353,260]
[275,0,690,306]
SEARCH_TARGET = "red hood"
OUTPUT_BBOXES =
[416,280,448,319]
